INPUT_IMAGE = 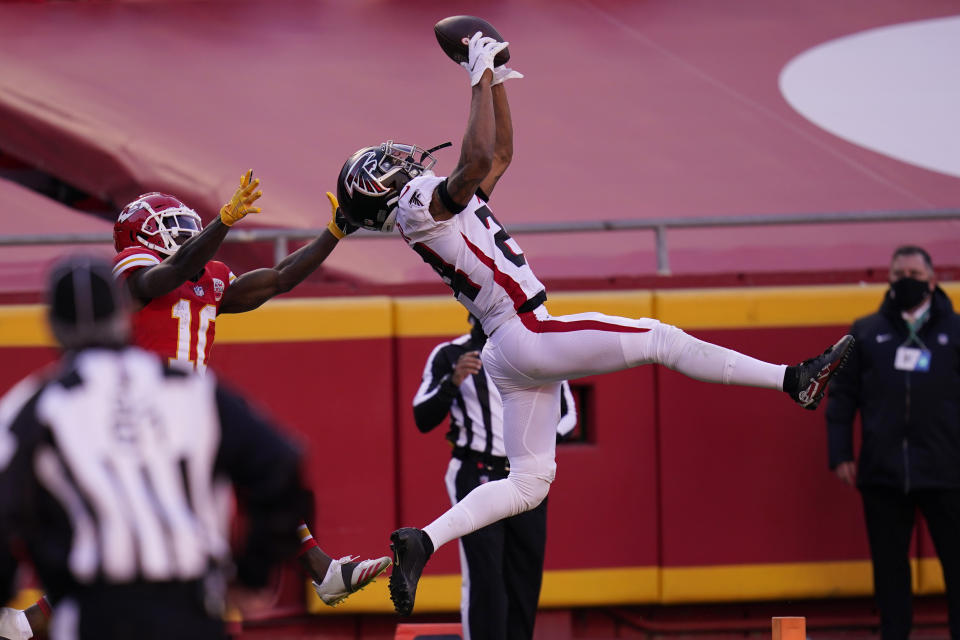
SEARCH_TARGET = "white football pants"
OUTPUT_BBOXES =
[422,307,787,551]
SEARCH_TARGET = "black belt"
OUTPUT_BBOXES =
[517,289,547,314]
[452,447,510,473]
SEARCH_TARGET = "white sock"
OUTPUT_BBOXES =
[423,477,532,550]
[641,328,786,390]
[671,341,786,389]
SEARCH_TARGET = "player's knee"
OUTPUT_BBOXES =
[624,320,691,367]
[658,322,711,369]
[508,471,552,512]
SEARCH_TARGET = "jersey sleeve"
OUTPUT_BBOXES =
[206,262,235,300]
[112,247,162,281]
[0,381,44,605]
[412,340,460,433]
[203,262,232,280]
[395,175,447,241]
[557,380,578,439]
[0,375,42,473]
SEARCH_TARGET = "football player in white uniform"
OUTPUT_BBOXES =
[335,32,854,617]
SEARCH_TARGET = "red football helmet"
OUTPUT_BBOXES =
[113,193,202,256]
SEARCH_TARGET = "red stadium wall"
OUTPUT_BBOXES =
[2,284,956,616]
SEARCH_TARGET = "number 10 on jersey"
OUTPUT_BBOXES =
[171,299,216,373]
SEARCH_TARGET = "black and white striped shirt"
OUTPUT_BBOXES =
[413,333,577,457]
[0,347,307,606]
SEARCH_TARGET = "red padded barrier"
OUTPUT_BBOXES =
[658,326,870,567]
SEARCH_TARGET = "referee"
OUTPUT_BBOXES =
[0,256,310,640]
[413,315,576,640]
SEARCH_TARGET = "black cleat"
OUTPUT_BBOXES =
[389,527,430,616]
[789,335,855,410]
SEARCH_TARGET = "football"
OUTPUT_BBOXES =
[434,15,510,67]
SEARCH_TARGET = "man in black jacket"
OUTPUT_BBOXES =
[826,245,960,640]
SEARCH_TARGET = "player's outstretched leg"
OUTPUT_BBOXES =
[389,527,434,616]
[784,335,854,409]
[313,555,393,606]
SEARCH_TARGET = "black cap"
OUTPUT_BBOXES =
[48,255,130,350]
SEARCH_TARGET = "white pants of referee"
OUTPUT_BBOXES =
[423,307,787,551]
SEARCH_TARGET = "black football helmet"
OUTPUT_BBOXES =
[336,141,447,232]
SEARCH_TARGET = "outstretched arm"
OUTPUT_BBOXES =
[218,233,337,314]
[218,193,356,314]
[126,171,262,303]
[126,219,232,302]
[430,33,508,221]
[478,66,522,199]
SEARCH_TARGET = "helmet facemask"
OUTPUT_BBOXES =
[130,201,201,256]
[379,141,439,179]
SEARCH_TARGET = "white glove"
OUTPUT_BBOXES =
[460,31,508,86]
[491,65,523,86]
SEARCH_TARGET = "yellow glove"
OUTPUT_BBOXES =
[325,191,357,239]
[219,169,262,226]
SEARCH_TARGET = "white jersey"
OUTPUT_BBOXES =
[395,175,546,335]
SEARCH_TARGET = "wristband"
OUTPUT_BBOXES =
[326,220,346,240]
[438,179,467,214]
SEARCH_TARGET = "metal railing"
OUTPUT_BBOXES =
[3,208,959,275]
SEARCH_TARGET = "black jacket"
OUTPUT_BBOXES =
[826,287,960,490]
[0,348,310,610]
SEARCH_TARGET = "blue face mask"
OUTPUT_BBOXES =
[890,277,931,311]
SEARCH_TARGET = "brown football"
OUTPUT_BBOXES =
[434,15,510,67]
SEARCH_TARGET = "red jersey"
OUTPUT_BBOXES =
[112,246,236,373]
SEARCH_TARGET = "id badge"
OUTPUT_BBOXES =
[895,346,931,372]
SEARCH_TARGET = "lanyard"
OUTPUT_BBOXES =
[904,308,930,350]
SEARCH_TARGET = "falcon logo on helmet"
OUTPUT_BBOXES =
[113,193,202,257]
[343,151,389,198]
[336,141,451,233]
